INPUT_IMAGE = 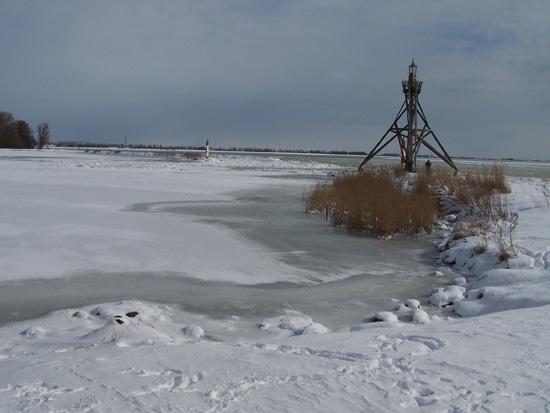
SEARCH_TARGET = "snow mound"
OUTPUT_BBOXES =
[20,327,48,338]
[438,236,506,275]
[453,269,550,317]
[408,309,431,324]
[445,214,457,222]
[258,310,329,336]
[394,299,421,312]
[183,325,205,338]
[366,311,399,323]
[297,322,329,335]
[429,286,466,307]
[16,301,196,346]
[405,299,421,309]
[78,303,174,344]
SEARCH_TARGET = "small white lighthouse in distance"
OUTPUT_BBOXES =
[205,139,210,158]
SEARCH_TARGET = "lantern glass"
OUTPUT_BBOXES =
[409,60,417,76]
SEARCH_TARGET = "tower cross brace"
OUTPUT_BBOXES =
[358,60,458,172]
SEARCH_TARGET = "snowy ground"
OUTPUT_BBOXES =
[0,149,549,412]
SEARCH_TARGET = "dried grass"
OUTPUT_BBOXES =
[453,221,488,239]
[439,164,511,221]
[184,152,203,160]
[492,210,518,261]
[306,168,438,236]
[305,163,515,250]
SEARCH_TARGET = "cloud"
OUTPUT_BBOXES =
[1,0,549,159]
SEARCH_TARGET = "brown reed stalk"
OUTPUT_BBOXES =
[306,163,513,243]
[305,168,438,236]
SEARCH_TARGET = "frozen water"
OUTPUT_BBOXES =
[0,159,451,334]
[0,149,547,337]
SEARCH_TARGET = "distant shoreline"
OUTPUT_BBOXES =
[32,144,550,164]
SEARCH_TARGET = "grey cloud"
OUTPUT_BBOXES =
[1,0,549,159]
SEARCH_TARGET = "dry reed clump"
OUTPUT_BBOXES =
[184,152,203,160]
[453,221,488,240]
[305,168,438,237]
[438,164,511,221]
[434,164,518,261]
[466,164,510,194]
[304,181,335,218]
[491,209,518,262]
[305,163,517,258]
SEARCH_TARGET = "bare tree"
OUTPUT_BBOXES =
[0,112,37,149]
[17,120,36,148]
[0,111,16,148]
[37,123,51,149]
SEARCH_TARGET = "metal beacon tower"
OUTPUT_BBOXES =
[358,60,457,173]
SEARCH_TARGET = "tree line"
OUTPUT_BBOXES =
[0,111,50,149]
[56,141,368,156]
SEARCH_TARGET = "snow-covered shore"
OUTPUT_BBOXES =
[1,149,549,411]
[435,178,550,318]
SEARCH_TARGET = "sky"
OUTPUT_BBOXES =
[1,1,549,160]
